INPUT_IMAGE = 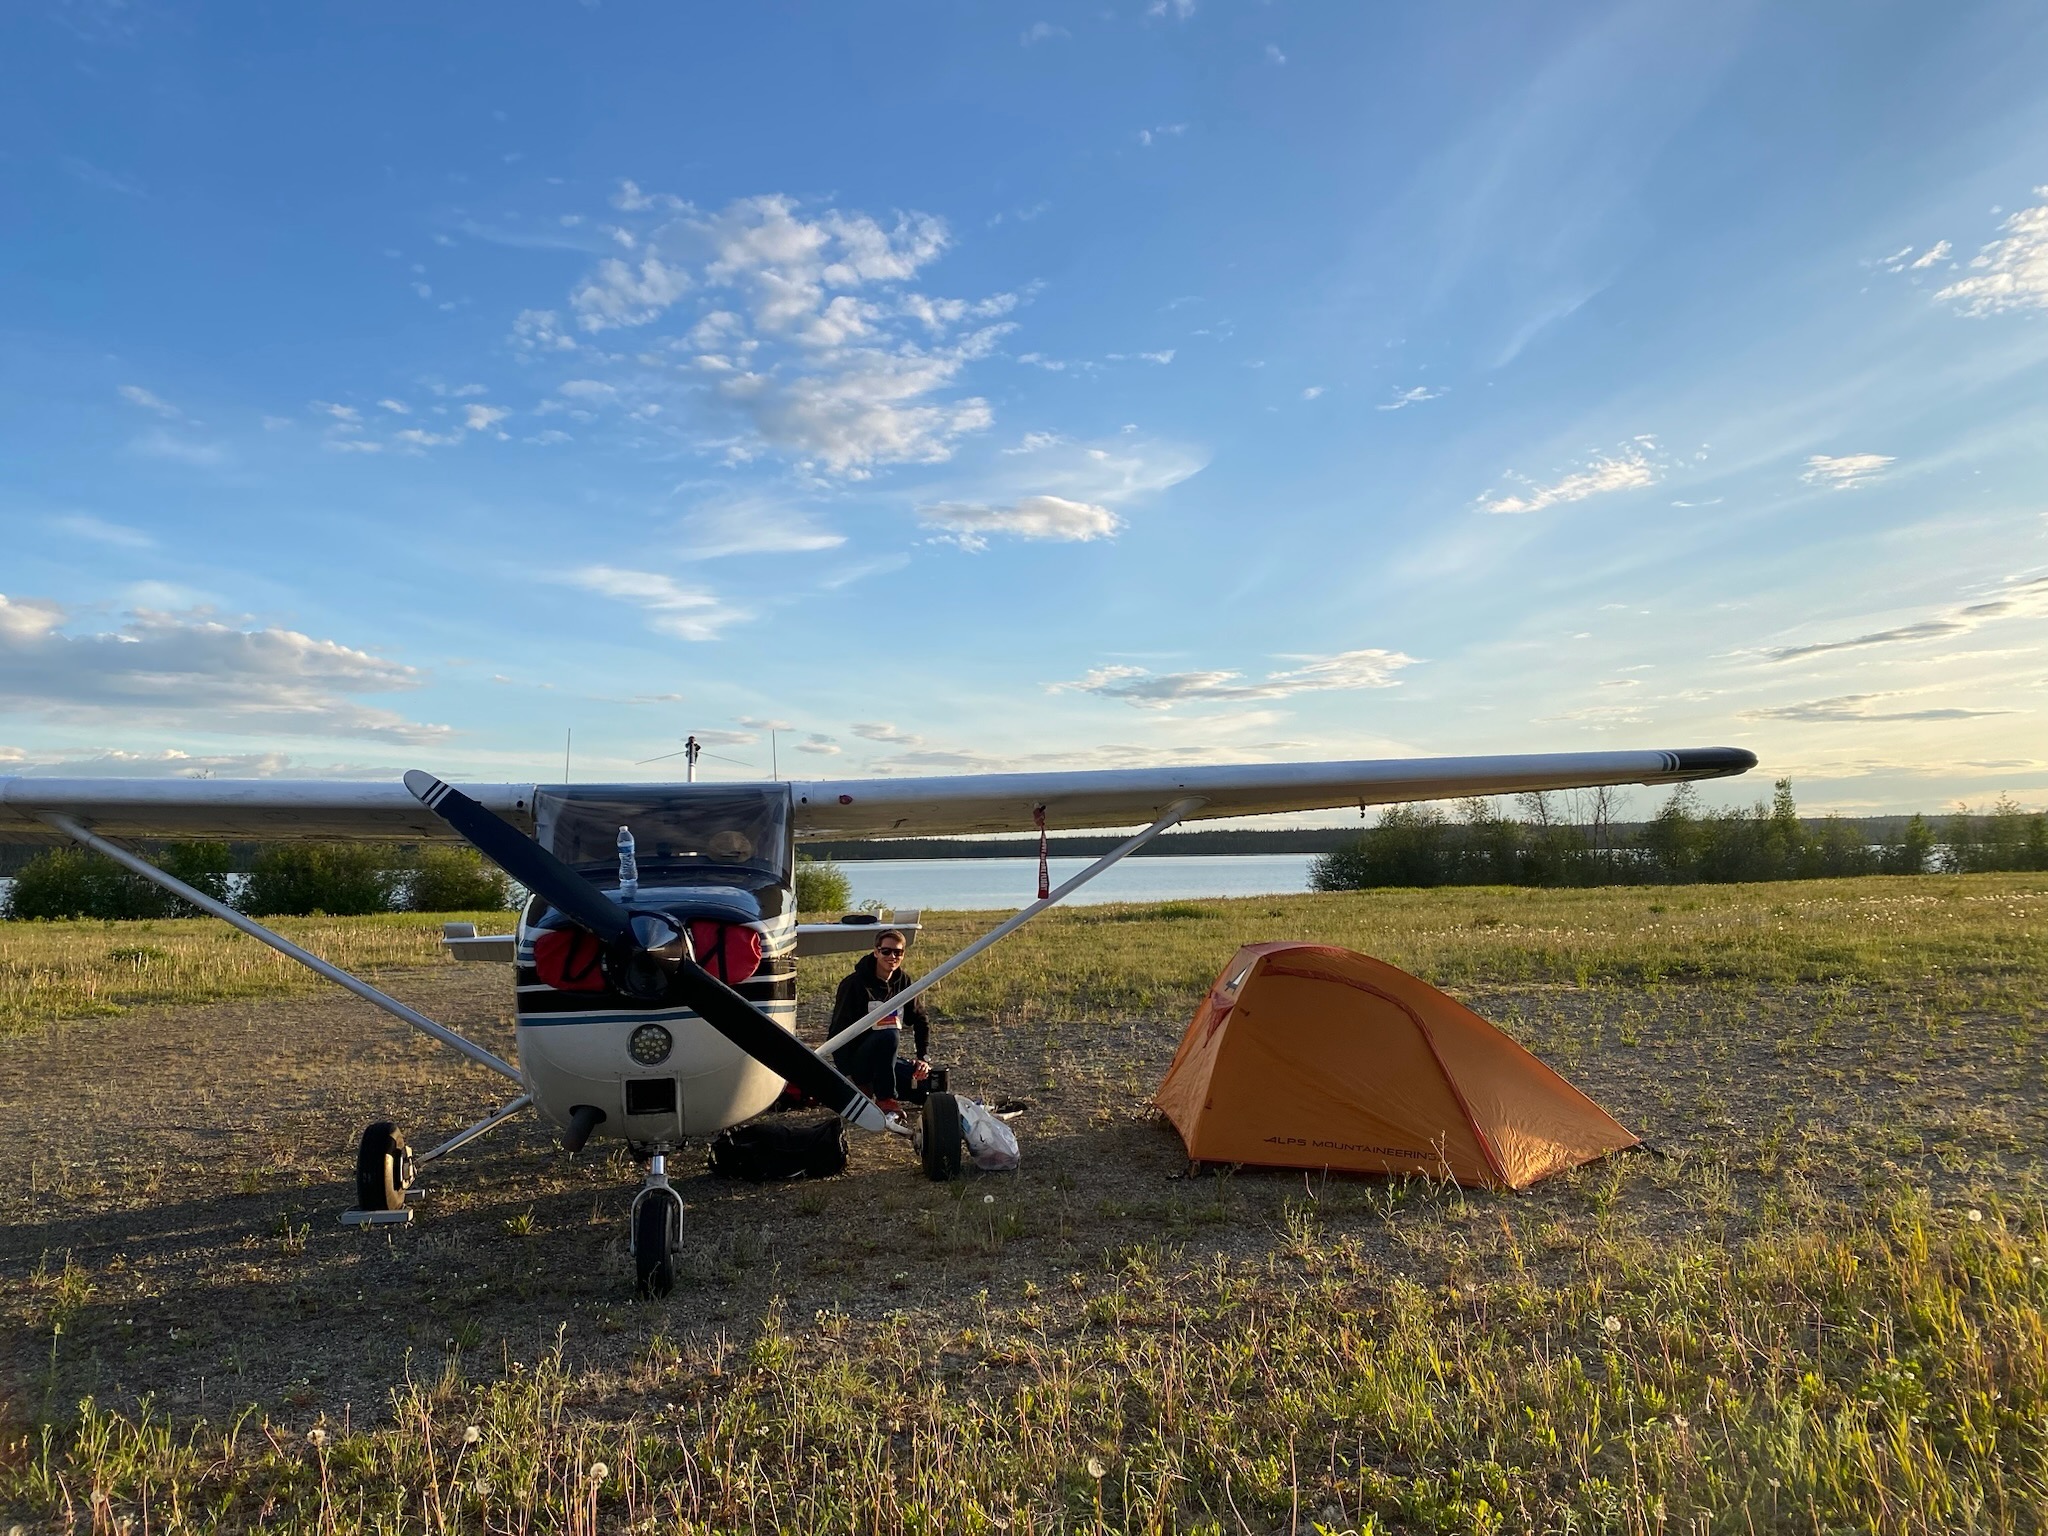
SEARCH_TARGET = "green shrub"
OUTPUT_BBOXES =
[1,841,233,921]
[404,846,511,912]
[240,843,398,916]
[794,853,852,914]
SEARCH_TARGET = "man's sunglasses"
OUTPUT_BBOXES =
[876,946,906,956]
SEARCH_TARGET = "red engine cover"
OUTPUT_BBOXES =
[532,927,607,992]
[689,920,763,984]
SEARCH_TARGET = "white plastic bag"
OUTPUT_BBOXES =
[958,1099,1021,1172]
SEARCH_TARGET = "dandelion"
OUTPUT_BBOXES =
[1967,1208,1984,1223]
[1603,1315,1623,1335]
[1086,1456,1107,1479]
[590,1462,610,1482]
[983,1194,995,1204]
[306,1427,328,1448]
[1673,1414,1689,1429]
[463,1424,482,1445]
[474,1479,493,1498]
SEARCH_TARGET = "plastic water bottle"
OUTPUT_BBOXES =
[617,826,639,901]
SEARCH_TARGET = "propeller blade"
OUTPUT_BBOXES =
[665,953,870,1118]
[404,771,631,944]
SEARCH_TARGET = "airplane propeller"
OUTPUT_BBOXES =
[403,770,879,1124]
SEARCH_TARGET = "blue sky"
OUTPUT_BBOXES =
[5,0,2047,819]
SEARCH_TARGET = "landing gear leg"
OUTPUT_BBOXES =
[630,1152,682,1298]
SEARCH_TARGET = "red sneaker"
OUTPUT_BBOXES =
[876,1098,902,1113]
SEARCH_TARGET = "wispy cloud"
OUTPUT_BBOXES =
[1056,649,1416,709]
[1802,452,1894,490]
[1932,192,2048,315]
[852,721,925,746]
[920,495,1119,551]
[566,566,750,641]
[1740,693,2015,723]
[1265,43,1287,64]
[1137,124,1189,147]
[1020,20,1069,44]
[1378,385,1445,412]
[676,498,845,558]
[1479,441,1661,515]
[118,384,182,419]
[52,514,154,550]
[1760,573,2048,663]
[129,430,227,467]
[1146,0,1195,19]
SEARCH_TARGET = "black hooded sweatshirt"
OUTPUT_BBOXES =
[829,953,930,1058]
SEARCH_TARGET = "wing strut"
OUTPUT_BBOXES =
[820,796,1206,1058]
[40,813,523,1084]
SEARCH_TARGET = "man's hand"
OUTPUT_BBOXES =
[911,1058,930,1084]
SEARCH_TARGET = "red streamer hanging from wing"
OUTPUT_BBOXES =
[1034,803,1050,901]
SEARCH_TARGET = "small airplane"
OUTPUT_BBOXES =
[1,745,1754,1295]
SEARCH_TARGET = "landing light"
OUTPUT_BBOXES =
[629,1024,673,1065]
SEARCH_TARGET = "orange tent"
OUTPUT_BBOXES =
[1155,943,1636,1189]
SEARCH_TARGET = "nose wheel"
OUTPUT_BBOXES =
[630,1152,682,1297]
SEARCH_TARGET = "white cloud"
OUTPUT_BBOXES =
[1057,648,1417,709]
[571,254,693,331]
[0,597,449,742]
[1934,193,2048,314]
[566,565,750,641]
[1761,572,2048,664]
[535,190,1003,477]
[1801,453,1894,490]
[51,514,154,550]
[1021,20,1069,43]
[377,398,410,414]
[1301,386,1324,400]
[1137,124,1189,147]
[1909,240,1952,270]
[118,384,182,419]
[797,733,841,755]
[1146,0,1195,18]
[1479,444,1661,514]
[314,401,361,423]
[463,403,511,432]
[920,495,1119,551]
[1265,43,1286,64]
[1379,385,1446,411]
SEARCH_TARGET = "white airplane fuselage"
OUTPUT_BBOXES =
[512,885,801,1146]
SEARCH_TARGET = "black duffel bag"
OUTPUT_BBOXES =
[707,1116,848,1182]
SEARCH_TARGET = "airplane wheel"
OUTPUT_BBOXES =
[634,1195,678,1298]
[921,1092,963,1181]
[355,1121,410,1212]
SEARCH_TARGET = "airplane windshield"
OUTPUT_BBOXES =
[534,784,793,887]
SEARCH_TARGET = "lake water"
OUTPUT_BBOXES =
[836,853,1317,912]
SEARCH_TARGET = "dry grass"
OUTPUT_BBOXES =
[3,873,2046,1533]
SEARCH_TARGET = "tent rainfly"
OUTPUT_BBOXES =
[1155,943,1637,1189]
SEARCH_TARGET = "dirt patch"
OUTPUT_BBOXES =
[3,963,2043,1425]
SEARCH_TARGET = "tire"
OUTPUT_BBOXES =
[634,1194,678,1298]
[354,1122,409,1212]
[921,1092,963,1181]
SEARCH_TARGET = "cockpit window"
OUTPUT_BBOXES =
[534,784,793,887]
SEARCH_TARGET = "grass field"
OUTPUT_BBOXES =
[3,874,2047,1533]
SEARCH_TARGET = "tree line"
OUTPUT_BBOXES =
[1,842,511,921]
[1310,782,2048,891]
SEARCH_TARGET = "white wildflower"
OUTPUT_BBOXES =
[463,1424,482,1445]
[1603,1315,1623,1336]
[589,1462,610,1482]
[1086,1456,1107,1479]
[1967,1209,1984,1223]
[306,1427,328,1448]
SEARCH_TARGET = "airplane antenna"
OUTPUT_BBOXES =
[686,734,701,782]
[563,728,572,783]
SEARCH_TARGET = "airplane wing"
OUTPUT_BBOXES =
[0,747,1754,844]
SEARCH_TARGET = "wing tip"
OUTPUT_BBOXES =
[1665,747,1757,779]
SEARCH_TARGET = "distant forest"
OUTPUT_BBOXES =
[1308,781,2048,890]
